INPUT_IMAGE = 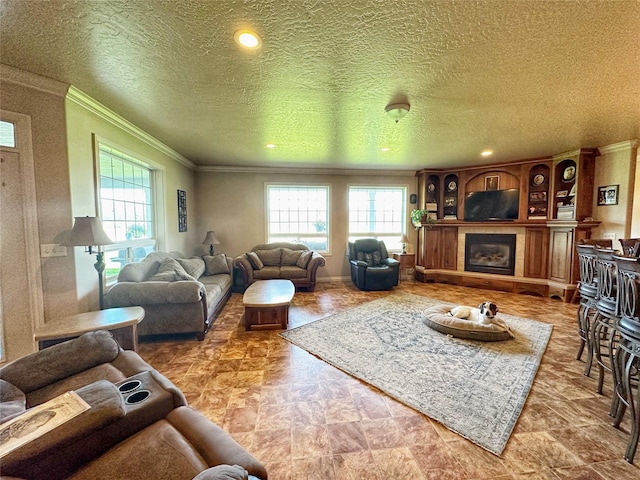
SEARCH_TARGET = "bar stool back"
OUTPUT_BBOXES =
[593,247,620,395]
[575,243,599,375]
[611,254,640,463]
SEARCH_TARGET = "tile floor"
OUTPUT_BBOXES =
[138,280,640,479]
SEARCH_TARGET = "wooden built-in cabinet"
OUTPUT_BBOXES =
[413,148,599,302]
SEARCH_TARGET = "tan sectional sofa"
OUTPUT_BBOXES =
[0,331,267,480]
[104,251,233,340]
[234,242,325,291]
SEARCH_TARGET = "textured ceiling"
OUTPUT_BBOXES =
[1,0,639,171]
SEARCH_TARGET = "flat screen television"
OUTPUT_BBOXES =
[464,189,520,221]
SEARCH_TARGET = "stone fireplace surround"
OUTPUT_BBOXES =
[457,226,527,277]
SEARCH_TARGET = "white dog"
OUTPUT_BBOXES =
[449,301,515,337]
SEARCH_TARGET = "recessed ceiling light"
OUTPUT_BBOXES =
[265,143,276,149]
[380,147,391,152]
[234,30,262,49]
[481,150,493,157]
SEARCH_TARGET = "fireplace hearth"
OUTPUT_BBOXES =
[465,233,516,276]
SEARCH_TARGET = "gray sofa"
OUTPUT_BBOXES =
[104,251,232,340]
[234,242,325,291]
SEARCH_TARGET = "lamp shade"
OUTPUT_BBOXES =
[63,216,114,247]
[202,231,221,245]
[400,234,409,244]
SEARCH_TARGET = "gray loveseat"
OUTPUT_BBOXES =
[104,251,232,340]
[234,242,325,291]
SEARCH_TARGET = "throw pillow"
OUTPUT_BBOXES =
[148,258,190,282]
[177,257,206,278]
[204,254,230,275]
[256,248,281,266]
[246,251,264,270]
[296,250,313,268]
[281,248,303,266]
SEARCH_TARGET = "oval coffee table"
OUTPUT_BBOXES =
[243,280,295,331]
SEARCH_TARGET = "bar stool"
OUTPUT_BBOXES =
[619,238,640,257]
[592,247,620,396]
[611,254,640,463]
[575,243,599,375]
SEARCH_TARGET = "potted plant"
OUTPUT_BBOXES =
[410,209,436,230]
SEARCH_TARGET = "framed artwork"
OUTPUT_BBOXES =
[177,189,187,232]
[485,175,499,191]
[529,191,547,202]
[598,185,619,206]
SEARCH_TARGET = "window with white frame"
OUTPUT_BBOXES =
[98,144,157,279]
[266,185,330,253]
[348,186,407,250]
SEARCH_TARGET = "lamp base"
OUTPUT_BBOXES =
[209,245,215,256]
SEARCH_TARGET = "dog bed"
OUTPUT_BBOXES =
[422,305,512,342]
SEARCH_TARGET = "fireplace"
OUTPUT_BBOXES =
[465,234,516,276]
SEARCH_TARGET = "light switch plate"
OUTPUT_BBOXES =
[41,244,67,257]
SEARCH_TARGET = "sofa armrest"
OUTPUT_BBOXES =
[381,258,400,267]
[167,407,268,480]
[233,255,255,287]
[1,381,125,470]
[105,281,206,307]
[0,331,120,395]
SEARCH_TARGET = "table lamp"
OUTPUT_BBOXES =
[202,231,221,256]
[63,216,114,310]
[400,234,409,254]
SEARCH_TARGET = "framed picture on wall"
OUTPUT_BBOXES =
[597,185,619,206]
[177,189,187,232]
[485,175,499,191]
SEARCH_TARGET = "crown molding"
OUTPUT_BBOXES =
[196,165,416,176]
[597,139,639,155]
[0,63,68,97]
[66,86,195,170]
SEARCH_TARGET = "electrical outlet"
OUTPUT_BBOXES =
[603,232,616,240]
[41,244,67,257]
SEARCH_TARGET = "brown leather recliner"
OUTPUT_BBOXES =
[0,331,267,480]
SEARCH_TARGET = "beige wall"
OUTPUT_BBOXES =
[65,91,198,311]
[592,141,638,241]
[194,170,417,279]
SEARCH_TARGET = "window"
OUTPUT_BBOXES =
[267,185,330,252]
[97,144,157,279]
[348,186,407,250]
[0,121,15,147]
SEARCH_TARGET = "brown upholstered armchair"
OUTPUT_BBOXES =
[348,239,400,291]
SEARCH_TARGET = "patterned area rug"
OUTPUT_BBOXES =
[280,292,552,456]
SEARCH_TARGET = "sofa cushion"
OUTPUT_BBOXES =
[177,257,206,278]
[256,249,281,266]
[117,260,159,282]
[204,254,230,275]
[296,250,313,269]
[253,266,279,280]
[357,251,381,266]
[149,258,194,282]
[281,248,303,266]
[280,266,307,279]
[192,464,249,480]
[246,252,264,270]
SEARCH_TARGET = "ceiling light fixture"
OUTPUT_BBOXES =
[380,147,390,152]
[481,150,493,157]
[234,29,262,49]
[385,103,410,124]
[266,143,276,149]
